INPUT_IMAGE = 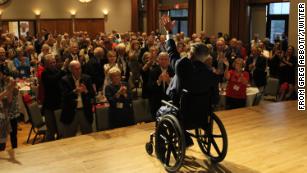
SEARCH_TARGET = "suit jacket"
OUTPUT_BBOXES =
[60,74,95,124]
[168,58,219,129]
[84,54,104,91]
[245,55,267,87]
[42,68,66,110]
[166,38,181,71]
[147,65,174,115]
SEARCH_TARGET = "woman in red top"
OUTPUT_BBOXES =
[224,58,249,109]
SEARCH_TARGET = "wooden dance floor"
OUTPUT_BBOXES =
[1,101,306,173]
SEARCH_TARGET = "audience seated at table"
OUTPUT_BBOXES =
[14,47,31,78]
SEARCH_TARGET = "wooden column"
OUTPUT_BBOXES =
[229,0,250,43]
[35,14,41,34]
[131,0,139,32]
[188,0,196,36]
[71,14,76,33]
[147,0,158,33]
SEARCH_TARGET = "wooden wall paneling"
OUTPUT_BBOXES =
[229,0,249,44]
[147,0,158,33]
[75,19,105,38]
[88,19,105,37]
[40,19,72,35]
[40,20,57,35]
[131,0,139,32]
[188,0,196,36]
[55,20,72,35]
[0,21,9,33]
[28,21,36,36]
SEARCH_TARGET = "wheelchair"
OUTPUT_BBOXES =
[145,90,228,172]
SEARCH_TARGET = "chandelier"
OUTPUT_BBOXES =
[78,0,92,3]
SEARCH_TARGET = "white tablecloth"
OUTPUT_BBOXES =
[219,87,260,108]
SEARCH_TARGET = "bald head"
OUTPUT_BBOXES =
[94,47,104,57]
[0,47,5,57]
[158,52,170,69]
[69,60,81,79]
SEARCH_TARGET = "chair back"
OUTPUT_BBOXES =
[180,90,211,129]
[27,101,44,128]
[95,107,109,131]
[133,98,152,123]
[264,77,279,96]
[253,93,263,106]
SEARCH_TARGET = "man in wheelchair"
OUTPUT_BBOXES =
[146,16,227,172]
[161,15,219,148]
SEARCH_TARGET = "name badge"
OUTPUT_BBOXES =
[233,85,240,91]
[116,102,124,109]
[20,70,25,74]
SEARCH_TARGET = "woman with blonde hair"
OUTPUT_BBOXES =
[105,67,134,128]
[103,51,120,93]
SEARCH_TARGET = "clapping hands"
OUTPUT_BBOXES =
[159,72,171,84]
[76,83,88,94]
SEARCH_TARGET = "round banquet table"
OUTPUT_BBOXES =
[219,87,260,108]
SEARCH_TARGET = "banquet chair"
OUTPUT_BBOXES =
[95,107,109,131]
[133,98,152,123]
[253,93,263,106]
[27,101,47,144]
[264,77,279,101]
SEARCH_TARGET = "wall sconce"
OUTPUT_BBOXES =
[34,9,41,17]
[70,9,77,17]
[103,9,109,20]
[0,10,3,18]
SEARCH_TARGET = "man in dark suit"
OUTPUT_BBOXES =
[162,15,219,147]
[148,52,174,118]
[245,46,267,90]
[84,47,105,92]
[60,60,95,138]
[225,38,242,69]
[62,42,81,71]
[42,54,65,140]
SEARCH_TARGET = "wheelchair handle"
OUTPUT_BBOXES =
[161,100,179,111]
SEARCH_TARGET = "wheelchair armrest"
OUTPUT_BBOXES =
[182,89,189,93]
[161,100,179,111]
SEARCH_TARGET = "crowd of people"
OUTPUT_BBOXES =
[0,15,297,150]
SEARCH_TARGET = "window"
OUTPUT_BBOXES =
[169,9,188,17]
[266,2,290,43]
[169,9,188,36]
[269,2,290,15]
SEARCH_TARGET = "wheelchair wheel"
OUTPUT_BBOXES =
[195,113,228,163]
[155,114,186,172]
